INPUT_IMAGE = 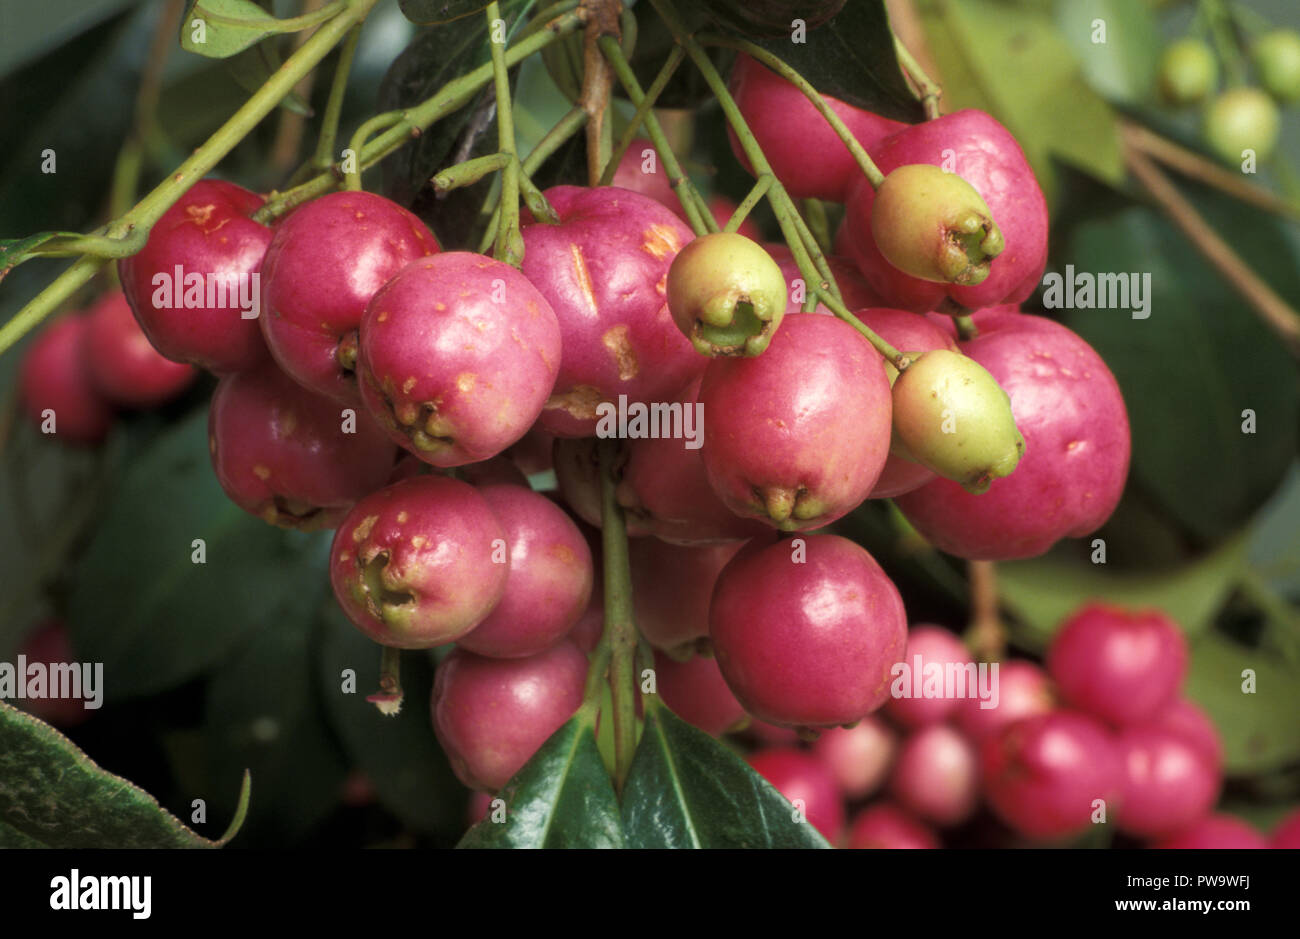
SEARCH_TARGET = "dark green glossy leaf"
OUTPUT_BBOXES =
[1060,201,1300,544]
[621,703,831,848]
[318,604,466,840]
[398,0,493,25]
[0,700,218,847]
[457,714,624,848]
[1185,634,1300,775]
[67,410,334,700]
[180,0,343,59]
[744,0,923,123]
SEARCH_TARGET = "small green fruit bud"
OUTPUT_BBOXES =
[890,349,1025,494]
[1158,38,1218,105]
[1253,30,1300,102]
[667,232,788,357]
[1203,87,1280,164]
[870,164,1004,287]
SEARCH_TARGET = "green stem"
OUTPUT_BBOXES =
[598,34,711,235]
[366,645,404,716]
[1201,0,1247,87]
[891,34,942,120]
[816,287,909,369]
[597,439,639,792]
[344,110,405,190]
[599,46,684,187]
[1,0,381,357]
[312,22,363,170]
[488,1,524,267]
[954,313,978,340]
[801,198,832,254]
[724,175,772,233]
[432,152,511,193]
[518,169,559,223]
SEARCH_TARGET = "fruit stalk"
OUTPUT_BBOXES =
[599,45,685,187]
[597,439,640,791]
[488,1,525,267]
[891,34,942,120]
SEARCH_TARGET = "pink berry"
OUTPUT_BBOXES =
[700,313,892,531]
[746,748,845,842]
[981,710,1123,841]
[329,476,507,648]
[653,650,747,736]
[1154,814,1268,849]
[18,315,114,446]
[846,803,940,849]
[1151,698,1224,773]
[896,308,1130,560]
[208,363,396,530]
[710,534,908,728]
[357,252,561,466]
[520,185,701,438]
[80,290,196,408]
[885,624,974,728]
[119,179,273,373]
[1116,725,1220,840]
[1047,603,1188,727]
[811,716,898,800]
[890,724,980,827]
[1271,808,1300,848]
[632,538,746,652]
[432,640,588,791]
[456,484,593,659]
[260,190,439,404]
[955,660,1053,743]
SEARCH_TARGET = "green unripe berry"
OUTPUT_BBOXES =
[870,164,1004,287]
[1203,87,1280,164]
[890,349,1025,494]
[1158,39,1218,105]
[1253,29,1300,102]
[666,231,788,357]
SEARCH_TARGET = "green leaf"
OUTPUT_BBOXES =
[746,0,925,123]
[180,0,343,59]
[1059,202,1300,543]
[621,703,831,848]
[1051,0,1159,104]
[998,532,1249,652]
[226,41,312,116]
[317,605,467,840]
[0,231,82,281]
[67,410,334,700]
[1185,634,1300,775]
[916,0,1123,202]
[457,714,625,848]
[398,0,493,25]
[0,700,220,847]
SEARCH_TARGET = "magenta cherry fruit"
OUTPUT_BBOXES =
[890,724,980,828]
[432,640,588,791]
[1153,698,1224,772]
[710,534,908,728]
[1046,603,1188,727]
[80,290,196,408]
[357,251,561,466]
[896,308,1130,560]
[260,190,439,404]
[19,315,114,446]
[700,313,892,531]
[954,659,1053,743]
[209,363,396,530]
[455,484,593,659]
[846,803,940,849]
[631,537,746,653]
[118,178,273,373]
[885,624,974,728]
[652,650,747,737]
[746,748,845,843]
[1116,725,1220,841]
[811,716,897,800]
[329,475,507,648]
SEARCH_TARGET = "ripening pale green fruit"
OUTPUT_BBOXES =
[870,164,1004,287]
[1253,30,1300,102]
[666,232,788,357]
[890,349,1025,494]
[1203,87,1280,164]
[1158,38,1218,105]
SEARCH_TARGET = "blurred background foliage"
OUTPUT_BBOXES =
[0,0,1297,846]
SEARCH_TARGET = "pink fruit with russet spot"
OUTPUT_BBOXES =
[357,252,561,467]
[653,650,747,736]
[432,640,588,791]
[981,710,1123,841]
[1116,725,1220,840]
[1153,698,1224,772]
[520,186,701,438]
[846,803,940,849]
[710,534,908,728]
[699,313,892,531]
[885,624,974,728]
[766,243,882,316]
[118,178,272,373]
[896,309,1130,560]
[728,53,907,201]
[19,315,114,446]
[955,660,1053,743]
[261,190,438,404]
[456,484,593,659]
[632,538,747,653]
[329,476,507,648]
[209,363,396,530]
[1046,603,1188,728]
[81,290,196,408]
[811,716,897,800]
[1154,814,1268,849]
[890,724,980,828]
[746,748,845,842]
[843,109,1048,312]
